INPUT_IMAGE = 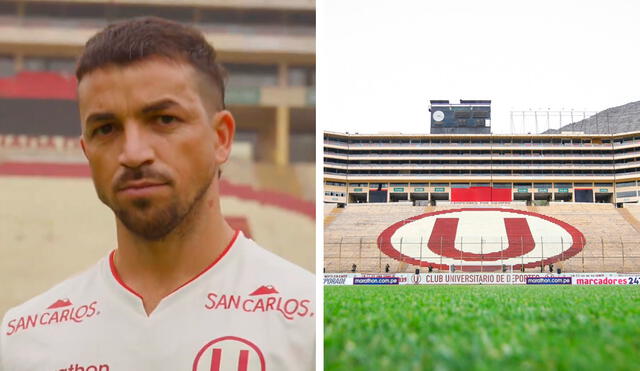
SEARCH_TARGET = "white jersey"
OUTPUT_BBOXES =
[0,231,315,371]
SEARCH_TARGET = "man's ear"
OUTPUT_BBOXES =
[212,110,235,166]
[80,135,88,159]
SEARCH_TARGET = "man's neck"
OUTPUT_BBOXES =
[112,196,235,315]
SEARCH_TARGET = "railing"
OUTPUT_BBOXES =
[324,140,616,148]
[324,236,640,273]
[325,150,640,161]
[323,162,614,170]
[323,171,617,177]
[325,152,616,158]
[0,134,81,151]
[0,15,315,37]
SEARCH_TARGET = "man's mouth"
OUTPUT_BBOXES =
[117,180,168,197]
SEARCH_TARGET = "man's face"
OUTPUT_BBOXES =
[78,58,225,240]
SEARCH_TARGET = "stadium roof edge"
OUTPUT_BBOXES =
[0,25,315,60]
[324,130,640,138]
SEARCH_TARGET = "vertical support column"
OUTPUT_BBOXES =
[344,183,349,205]
[620,236,625,273]
[386,184,390,203]
[278,62,288,87]
[581,236,585,272]
[338,237,343,273]
[256,116,275,163]
[193,8,202,23]
[459,236,464,272]
[560,236,564,272]
[275,105,290,166]
[500,236,504,270]
[540,236,544,271]
[17,1,25,23]
[358,237,362,273]
[601,237,605,272]
[439,236,444,272]
[378,239,382,273]
[480,237,484,272]
[520,236,524,271]
[399,237,404,271]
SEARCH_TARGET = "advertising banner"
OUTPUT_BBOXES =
[323,274,353,286]
[404,273,543,285]
[353,277,399,285]
[571,273,640,285]
[324,273,640,286]
[526,277,572,285]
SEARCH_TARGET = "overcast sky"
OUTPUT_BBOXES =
[317,0,640,134]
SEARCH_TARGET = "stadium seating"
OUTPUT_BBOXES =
[1,137,315,201]
[324,202,640,273]
[324,204,343,228]
[526,204,637,272]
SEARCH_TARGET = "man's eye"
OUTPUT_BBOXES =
[94,124,113,136]
[158,115,177,125]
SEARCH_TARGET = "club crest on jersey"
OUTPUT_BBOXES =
[5,299,99,336]
[205,285,313,321]
[193,336,265,371]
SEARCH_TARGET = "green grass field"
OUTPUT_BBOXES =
[324,285,640,371]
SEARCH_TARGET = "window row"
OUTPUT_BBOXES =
[323,168,626,175]
[0,2,314,27]
[0,55,314,87]
[324,182,615,188]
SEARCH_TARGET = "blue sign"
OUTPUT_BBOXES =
[353,277,399,285]
[526,277,572,285]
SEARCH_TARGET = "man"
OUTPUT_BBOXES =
[0,17,315,370]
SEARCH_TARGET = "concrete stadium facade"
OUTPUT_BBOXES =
[324,130,640,206]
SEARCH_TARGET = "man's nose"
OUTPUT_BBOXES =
[118,123,154,168]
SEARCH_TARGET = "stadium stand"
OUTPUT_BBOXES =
[324,203,640,274]
[323,104,640,274]
[619,203,640,229]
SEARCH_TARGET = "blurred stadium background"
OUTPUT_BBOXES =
[0,0,315,317]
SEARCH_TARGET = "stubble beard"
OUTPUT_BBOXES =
[102,172,214,241]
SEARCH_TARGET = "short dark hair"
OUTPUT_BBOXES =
[76,16,226,109]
